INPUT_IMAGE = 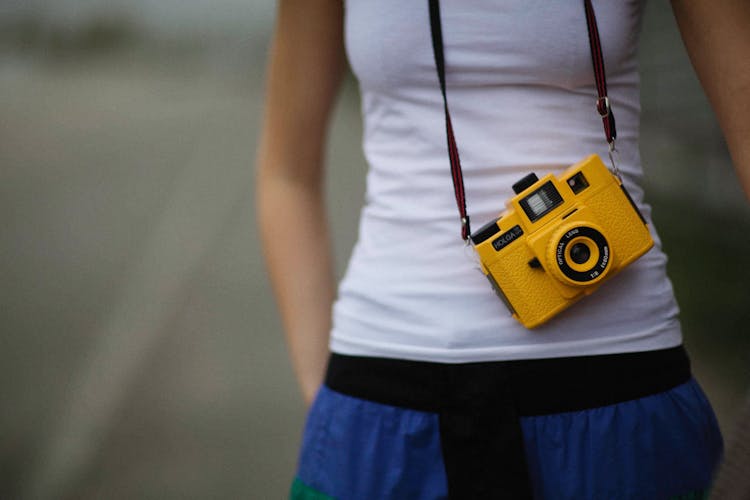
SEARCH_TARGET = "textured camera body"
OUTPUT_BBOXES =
[471,154,653,329]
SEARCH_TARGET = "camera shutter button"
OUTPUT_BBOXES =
[512,173,539,194]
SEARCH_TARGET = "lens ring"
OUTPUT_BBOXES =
[555,226,610,283]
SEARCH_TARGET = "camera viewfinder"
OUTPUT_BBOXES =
[568,172,590,194]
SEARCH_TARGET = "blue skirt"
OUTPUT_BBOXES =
[292,347,723,499]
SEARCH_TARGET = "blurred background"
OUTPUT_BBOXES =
[1,1,748,498]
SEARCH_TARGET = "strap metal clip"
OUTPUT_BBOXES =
[461,217,472,245]
[608,140,623,182]
[596,96,610,118]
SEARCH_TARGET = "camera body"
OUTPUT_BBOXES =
[471,154,653,329]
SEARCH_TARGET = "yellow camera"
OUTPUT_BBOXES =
[471,154,654,329]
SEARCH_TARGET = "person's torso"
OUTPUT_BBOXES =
[331,0,682,362]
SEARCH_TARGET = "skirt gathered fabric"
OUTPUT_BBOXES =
[291,347,723,500]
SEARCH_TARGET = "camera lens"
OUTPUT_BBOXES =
[549,225,612,286]
[570,243,591,264]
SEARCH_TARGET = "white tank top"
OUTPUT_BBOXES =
[330,0,682,363]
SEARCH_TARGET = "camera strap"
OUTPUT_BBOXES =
[428,0,618,243]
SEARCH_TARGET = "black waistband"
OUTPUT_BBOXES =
[325,345,691,416]
[326,346,691,498]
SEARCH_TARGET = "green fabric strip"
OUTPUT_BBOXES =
[289,478,335,500]
[669,490,709,500]
[289,478,707,499]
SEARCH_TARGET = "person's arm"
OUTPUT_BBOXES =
[671,0,750,199]
[256,0,345,405]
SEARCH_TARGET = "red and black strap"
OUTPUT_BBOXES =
[583,0,617,145]
[428,0,618,242]
[428,0,471,241]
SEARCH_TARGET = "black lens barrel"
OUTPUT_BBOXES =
[570,243,591,264]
